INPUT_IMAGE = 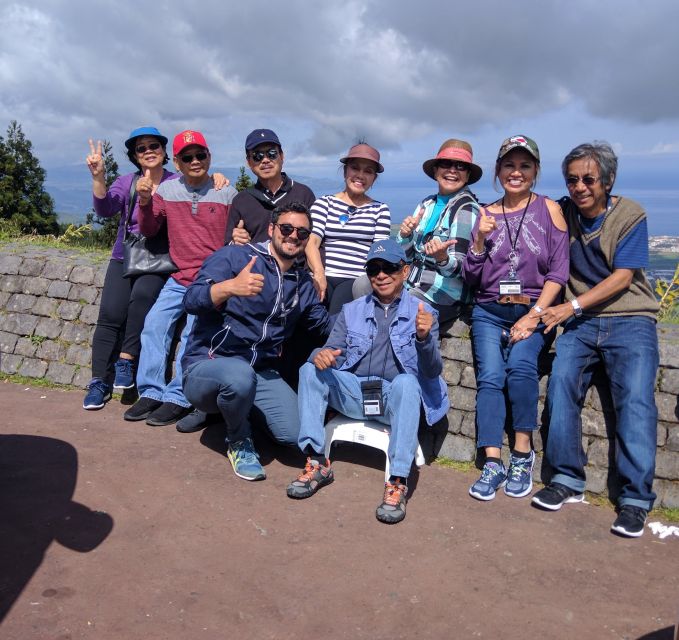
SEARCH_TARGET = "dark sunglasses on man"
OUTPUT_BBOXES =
[250,148,280,163]
[180,151,209,163]
[566,175,600,187]
[273,222,311,240]
[135,142,162,154]
[365,260,403,277]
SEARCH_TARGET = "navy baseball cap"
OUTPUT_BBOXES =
[245,128,281,151]
[125,126,168,150]
[365,239,406,265]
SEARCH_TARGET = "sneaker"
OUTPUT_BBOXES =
[531,482,584,511]
[469,461,507,501]
[113,358,135,390]
[376,480,408,524]
[227,438,266,481]
[146,402,192,427]
[123,396,163,421]
[504,451,536,498]
[176,409,209,433]
[286,458,334,499]
[611,506,648,538]
[83,378,112,410]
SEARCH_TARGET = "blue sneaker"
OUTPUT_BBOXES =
[83,378,112,410]
[504,450,536,498]
[113,358,135,390]
[469,461,507,501]
[227,437,266,481]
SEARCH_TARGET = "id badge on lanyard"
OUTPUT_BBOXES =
[499,250,523,295]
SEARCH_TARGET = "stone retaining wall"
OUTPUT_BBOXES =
[1,243,678,507]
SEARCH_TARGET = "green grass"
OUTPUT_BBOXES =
[1,373,77,390]
[433,457,476,472]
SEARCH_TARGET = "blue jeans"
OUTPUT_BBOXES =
[183,357,300,446]
[546,315,658,510]
[297,363,421,478]
[471,302,553,449]
[136,278,194,407]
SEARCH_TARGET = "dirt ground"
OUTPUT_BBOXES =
[1,381,678,640]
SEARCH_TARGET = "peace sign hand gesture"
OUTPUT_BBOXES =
[86,139,105,180]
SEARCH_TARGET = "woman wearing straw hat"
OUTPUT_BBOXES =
[397,138,482,326]
[305,142,391,315]
[462,135,569,502]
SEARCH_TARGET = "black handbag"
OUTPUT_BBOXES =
[122,175,178,278]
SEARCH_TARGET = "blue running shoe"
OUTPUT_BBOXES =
[469,461,507,501]
[504,450,536,498]
[113,358,135,390]
[83,378,112,410]
[227,437,266,481]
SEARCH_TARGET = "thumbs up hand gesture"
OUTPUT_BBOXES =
[415,302,433,340]
[399,206,425,239]
[231,218,251,245]
[313,348,343,371]
[229,256,264,297]
[137,168,153,205]
[477,207,497,240]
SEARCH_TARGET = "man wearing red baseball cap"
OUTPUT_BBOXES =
[123,130,238,427]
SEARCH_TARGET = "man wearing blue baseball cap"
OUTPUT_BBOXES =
[286,239,449,524]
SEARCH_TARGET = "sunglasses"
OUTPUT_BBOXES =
[274,222,311,240]
[436,160,469,171]
[365,260,403,277]
[566,175,600,187]
[250,148,280,163]
[135,142,161,154]
[180,151,209,163]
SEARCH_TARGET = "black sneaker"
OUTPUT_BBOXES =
[376,480,408,524]
[146,402,192,427]
[611,506,648,538]
[123,397,162,421]
[286,458,334,499]
[531,482,584,511]
[176,409,209,433]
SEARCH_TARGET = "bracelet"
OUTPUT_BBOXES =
[436,257,449,267]
[470,246,486,257]
[532,305,543,314]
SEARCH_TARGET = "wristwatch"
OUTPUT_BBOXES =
[532,305,543,315]
[571,298,583,317]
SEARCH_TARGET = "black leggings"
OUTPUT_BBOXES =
[326,276,355,315]
[91,259,168,381]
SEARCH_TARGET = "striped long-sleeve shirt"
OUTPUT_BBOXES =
[310,195,391,278]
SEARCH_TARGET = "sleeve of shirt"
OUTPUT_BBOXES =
[310,197,329,240]
[298,279,332,341]
[440,199,479,278]
[613,218,650,269]
[308,307,348,368]
[545,218,570,287]
[374,203,392,241]
[224,194,245,244]
[300,185,317,210]
[138,192,166,238]
[93,174,128,218]
[184,247,238,315]
[415,305,443,377]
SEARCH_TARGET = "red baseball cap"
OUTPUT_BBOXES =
[173,130,209,156]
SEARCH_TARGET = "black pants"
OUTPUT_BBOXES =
[326,276,355,315]
[91,259,168,382]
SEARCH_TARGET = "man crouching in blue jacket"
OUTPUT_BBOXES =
[287,239,449,524]
[182,203,330,481]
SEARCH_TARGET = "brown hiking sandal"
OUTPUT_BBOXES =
[375,479,408,524]
[286,458,334,499]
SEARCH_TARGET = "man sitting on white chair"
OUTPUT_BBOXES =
[286,239,449,524]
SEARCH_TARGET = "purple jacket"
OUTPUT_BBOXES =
[462,194,569,304]
[92,169,176,260]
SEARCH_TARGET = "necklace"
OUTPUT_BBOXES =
[501,192,532,278]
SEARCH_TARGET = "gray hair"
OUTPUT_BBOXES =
[561,141,618,193]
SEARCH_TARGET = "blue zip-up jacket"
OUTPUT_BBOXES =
[320,291,449,425]
[182,242,330,371]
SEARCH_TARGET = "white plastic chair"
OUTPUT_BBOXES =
[323,414,426,482]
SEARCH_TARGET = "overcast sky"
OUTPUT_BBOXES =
[1,0,678,186]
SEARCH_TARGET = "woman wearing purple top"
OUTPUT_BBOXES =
[462,135,569,501]
[82,127,175,410]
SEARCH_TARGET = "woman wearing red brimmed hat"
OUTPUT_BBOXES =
[396,138,481,326]
[305,142,391,314]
